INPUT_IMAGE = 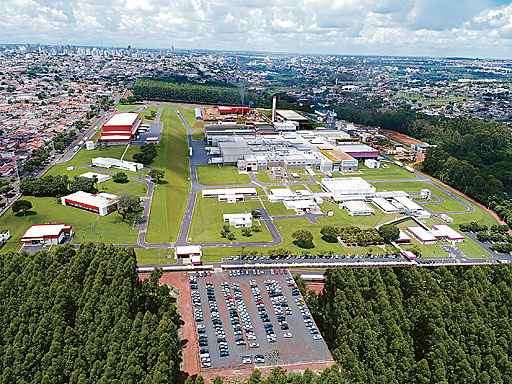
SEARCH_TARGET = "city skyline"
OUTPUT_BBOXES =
[2,0,512,59]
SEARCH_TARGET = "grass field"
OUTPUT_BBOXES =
[0,196,137,253]
[261,201,296,216]
[188,197,273,243]
[197,166,251,185]
[116,104,144,112]
[145,105,190,243]
[180,107,205,141]
[135,248,175,265]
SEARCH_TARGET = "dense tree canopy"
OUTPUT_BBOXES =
[305,266,512,384]
[0,244,182,384]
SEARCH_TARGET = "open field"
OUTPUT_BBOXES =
[331,162,416,180]
[145,105,190,243]
[135,248,175,265]
[116,104,144,112]
[0,196,137,252]
[189,197,273,243]
[261,201,296,216]
[180,107,205,140]
[197,166,251,186]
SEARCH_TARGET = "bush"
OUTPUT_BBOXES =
[113,172,129,184]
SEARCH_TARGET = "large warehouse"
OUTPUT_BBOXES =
[99,113,141,143]
[321,177,376,199]
[61,191,119,216]
[21,224,73,245]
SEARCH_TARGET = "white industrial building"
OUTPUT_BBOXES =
[92,157,143,172]
[392,196,423,213]
[321,177,376,200]
[371,197,399,213]
[61,191,119,216]
[268,188,297,202]
[202,188,257,202]
[283,199,321,214]
[341,200,375,216]
[432,225,464,243]
[223,213,253,228]
[79,172,111,183]
[21,224,73,245]
[407,226,437,244]
[175,245,202,264]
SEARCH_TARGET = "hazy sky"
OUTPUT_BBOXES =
[2,0,512,58]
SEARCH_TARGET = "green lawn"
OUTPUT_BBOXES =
[46,144,147,198]
[262,201,296,216]
[145,106,191,243]
[189,197,273,243]
[319,201,403,228]
[255,171,274,184]
[330,162,416,180]
[116,104,144,112]
[197,166,250,186]
[135,248,175,265]
[0,197,138,251]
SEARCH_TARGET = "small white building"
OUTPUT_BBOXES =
[79,172,111,183]
[0,229,11,242]
[202,188,257,201]
[364,159,380,169]
[175,245,202,264]
[283,199,320,214]
[92,157,143,172]
[432,225,464,243]
[223,213,253,228]
[393,196,423,213]
[419,189,432,199]
[341,200,375,216]
[85,141,96,150]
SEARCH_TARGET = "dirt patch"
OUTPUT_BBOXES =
[381,129,424,145]
[201,360,335,383]
[139,272,200,378]
[306,282,325,295]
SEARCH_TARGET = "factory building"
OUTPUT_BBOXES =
[218,106,251,114]
[341,200,375,216]
[320,177,376,200]
[92,157,143,172]
[223,213,253,228]
[201,188,257,202]
[320,148,358,172]
[61,191,119,216]
[337,144,379,159]
[99,113,141,143]
[275,109,310,129]
[21,224,73,245]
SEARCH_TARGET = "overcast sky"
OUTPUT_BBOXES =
[1,0,512,58]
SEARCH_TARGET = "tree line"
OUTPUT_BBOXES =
[307,266,512,384]
[132,78,312,112]
[0,244,182,383]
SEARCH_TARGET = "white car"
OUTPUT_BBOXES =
[283,332,293,338]
[241,356,252,364]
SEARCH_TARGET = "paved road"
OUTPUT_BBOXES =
[132,106,164,145]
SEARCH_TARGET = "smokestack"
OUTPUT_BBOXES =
[272,95,277,123]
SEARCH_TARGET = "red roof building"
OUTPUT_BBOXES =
[99,113,141,143]
[218,106,251,115]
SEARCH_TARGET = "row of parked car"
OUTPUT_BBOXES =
[264,279,293,338]
[249,279,277,344]
[206,282,230,361]
[189,274,212,368]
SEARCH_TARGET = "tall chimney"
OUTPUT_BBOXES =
[272,95,277,123]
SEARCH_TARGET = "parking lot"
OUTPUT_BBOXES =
[188,269,333,370]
